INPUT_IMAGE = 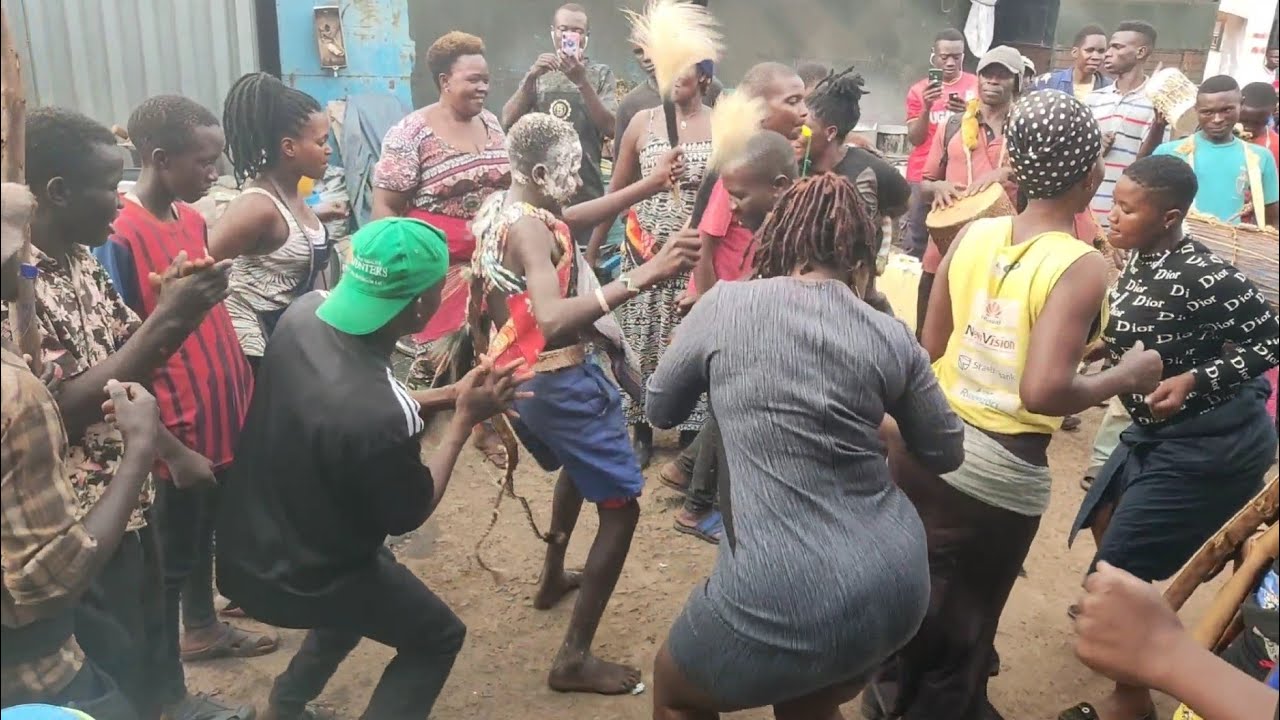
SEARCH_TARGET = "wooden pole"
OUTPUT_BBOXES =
[1,7,41,373]
[1164,474,1278,611]
[0,9,23,183]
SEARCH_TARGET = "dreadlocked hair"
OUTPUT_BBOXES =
[808,65,869,137]
[222,72,322,186]
[752,173,877,285]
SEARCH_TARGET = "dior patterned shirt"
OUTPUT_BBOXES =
[1104,237,1280,426]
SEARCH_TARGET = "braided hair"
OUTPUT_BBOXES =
[807,65,868,138]
[222,72,322,185]
[753,173,877,287]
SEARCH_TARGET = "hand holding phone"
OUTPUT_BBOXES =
[560,31,583,60]
[928,68,944,85]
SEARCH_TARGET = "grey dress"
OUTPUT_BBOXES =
[646,277,965,709]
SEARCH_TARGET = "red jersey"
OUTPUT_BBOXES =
[96,198,253,474]
[688,179,756,294]
[904,72,979,182]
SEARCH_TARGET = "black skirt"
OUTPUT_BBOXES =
[1071,378,1277,581]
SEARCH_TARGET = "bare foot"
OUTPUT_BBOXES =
[534,571,583,610]
[548,653,643,695]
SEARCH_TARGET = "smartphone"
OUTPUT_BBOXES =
[949,92,960,103]
[928,68,943,85]
[560,32,581,59]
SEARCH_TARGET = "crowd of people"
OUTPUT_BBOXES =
[2,2,1279,720]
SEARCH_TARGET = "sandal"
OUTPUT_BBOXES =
[1059,703,1155,720]
[658,462,690,495]
[181,621,279,662]
[216,596,247,619]
[674,510,723,545]
[161,693,254,720]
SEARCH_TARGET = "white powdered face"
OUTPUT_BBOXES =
[541,139,583,203]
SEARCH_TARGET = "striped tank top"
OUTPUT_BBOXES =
[224,187,330,357]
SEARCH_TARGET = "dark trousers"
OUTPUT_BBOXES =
[266,550,465,720]
[902,184,930,259]
[915,272,935,343]
[152,476,223,702]
[74,528,175,715]
[674,415,721,515]
[884,469,1040,720]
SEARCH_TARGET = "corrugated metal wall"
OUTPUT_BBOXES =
[7,0,259,127]
[407,0,958,125]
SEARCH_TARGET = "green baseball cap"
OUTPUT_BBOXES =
[317,217,449,336]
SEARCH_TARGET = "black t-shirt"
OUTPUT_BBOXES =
[834,148,912,218]
[216,292,432,615]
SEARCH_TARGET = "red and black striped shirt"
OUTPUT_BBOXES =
[96,198,253,474]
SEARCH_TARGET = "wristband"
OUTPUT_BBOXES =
[594,287,611,314]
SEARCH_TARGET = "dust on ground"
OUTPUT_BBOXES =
[188,407,1223,719]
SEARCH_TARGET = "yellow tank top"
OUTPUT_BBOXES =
[933,217,1105,435]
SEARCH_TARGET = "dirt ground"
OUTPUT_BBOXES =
[187,405,1227,720]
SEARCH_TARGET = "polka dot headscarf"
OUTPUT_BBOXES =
[1006,90,1102,200]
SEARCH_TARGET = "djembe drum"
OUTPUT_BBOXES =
[925,184,1016,255]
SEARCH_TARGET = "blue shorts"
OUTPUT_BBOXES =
[511,362,644,507]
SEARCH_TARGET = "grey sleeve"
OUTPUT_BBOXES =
[596,64,619,113]
[886,330,965,474]
[646,287,719,428]
[855,167,879,220]
[612,96,636,160]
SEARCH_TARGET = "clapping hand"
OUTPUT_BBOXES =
[102,379,159,449]
[153,250,233,320]
[453,356,533,426]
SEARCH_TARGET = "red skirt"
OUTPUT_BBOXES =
[407,209,475,345]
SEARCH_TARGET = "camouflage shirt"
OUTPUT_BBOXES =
[0,245,152,530]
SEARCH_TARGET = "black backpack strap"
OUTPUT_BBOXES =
[936,113,964,177]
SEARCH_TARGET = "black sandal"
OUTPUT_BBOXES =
[1059,702,1155,720]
